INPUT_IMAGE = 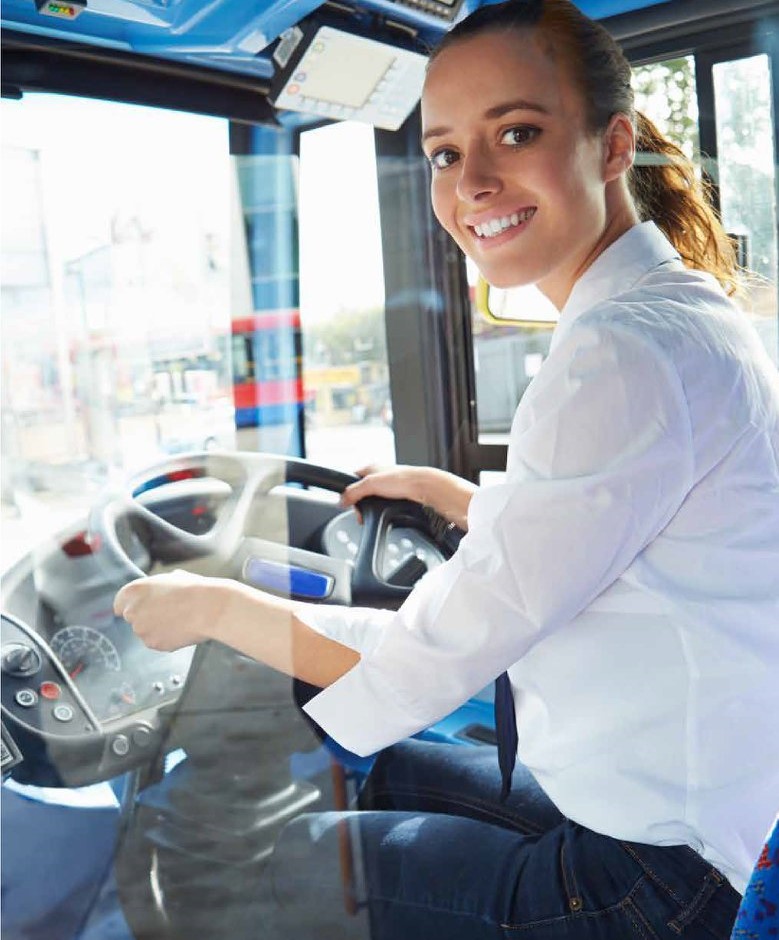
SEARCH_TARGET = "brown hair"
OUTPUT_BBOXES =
[431,0,739,294]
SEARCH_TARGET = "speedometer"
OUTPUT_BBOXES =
[50,625,121,680]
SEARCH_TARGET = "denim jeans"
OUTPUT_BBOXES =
[270,740,740,939]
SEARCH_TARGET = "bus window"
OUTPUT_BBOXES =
[0,95,235,568]
[298,121,396,471]
[633,55,699,161]
[713,54,778,363]
[635,52,778,364]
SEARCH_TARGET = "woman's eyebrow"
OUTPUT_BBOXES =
[421,99,551,145]
[485,99,550,119]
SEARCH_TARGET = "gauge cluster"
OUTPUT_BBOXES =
[322,510,446,581]
[45,612,194,725]
[0,609,195,787]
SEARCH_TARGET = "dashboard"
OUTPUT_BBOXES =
[41,608,195,726]
[1,474,452,787]
[1,608,195,787]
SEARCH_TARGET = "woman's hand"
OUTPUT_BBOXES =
[114,570,359,687]
[340,465,431,513]
[340,465,478,531]
[114,569,230,652]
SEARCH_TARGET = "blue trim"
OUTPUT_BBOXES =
[235,402,303,428]
[243,557,333,599]
[131,469,203,498]
[2,0,673,81]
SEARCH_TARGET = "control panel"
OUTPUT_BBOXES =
[270,23,428,130]
[1,613,98,738]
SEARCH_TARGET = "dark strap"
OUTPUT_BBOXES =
[494,671,518,802]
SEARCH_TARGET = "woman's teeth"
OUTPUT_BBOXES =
[474,208,535,239]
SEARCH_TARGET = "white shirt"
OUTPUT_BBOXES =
[302,222,779,893]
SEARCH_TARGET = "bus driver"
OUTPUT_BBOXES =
[115,1,779,936]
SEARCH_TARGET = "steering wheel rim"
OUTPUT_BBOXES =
[90,451,350,579]
[89,450,448,608]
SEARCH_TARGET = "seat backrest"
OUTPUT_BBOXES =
[731,817,779,939]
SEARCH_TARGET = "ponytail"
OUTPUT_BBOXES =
[631,112,739,296]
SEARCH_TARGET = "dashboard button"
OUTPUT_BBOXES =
[111,734,130,757]
[15,688,38,708]
[3,644,42,678]
[53,703,74,722]
[131,727,152,748]
[40,681,62,700]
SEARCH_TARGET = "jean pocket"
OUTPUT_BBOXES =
[620,841,740,939]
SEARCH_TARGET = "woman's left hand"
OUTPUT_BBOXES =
[113,569,229,652]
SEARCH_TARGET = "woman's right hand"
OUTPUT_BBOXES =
[340,465,477,531]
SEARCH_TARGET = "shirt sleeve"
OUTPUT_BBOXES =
[305,319,695,756]
[295,602,395,656]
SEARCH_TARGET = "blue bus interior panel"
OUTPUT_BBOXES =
[1,0,672,84]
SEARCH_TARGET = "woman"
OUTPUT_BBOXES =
[115,1,779,936]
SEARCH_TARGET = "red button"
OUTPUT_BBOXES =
[39,681,61,700]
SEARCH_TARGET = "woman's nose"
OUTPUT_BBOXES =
[456,147,502,202]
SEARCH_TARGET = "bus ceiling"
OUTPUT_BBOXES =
[3,0,778,123]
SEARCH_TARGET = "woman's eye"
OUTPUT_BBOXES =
[429,148,459,170]
[500,126,540,147]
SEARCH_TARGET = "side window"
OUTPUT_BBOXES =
[632,56,700,159]
[298,121,395,470]
[469,263,555,447]
[713,54,778,363]
[635,52,779,365]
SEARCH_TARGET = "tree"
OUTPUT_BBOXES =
[304,306,387,366]
[633,57,699,159]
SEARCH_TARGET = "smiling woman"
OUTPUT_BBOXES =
[113,1,778,938]
[2,0,778,938]
[421,28,640,301]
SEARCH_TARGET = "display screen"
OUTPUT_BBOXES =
[293,36,394,109]
[272,26,428,131]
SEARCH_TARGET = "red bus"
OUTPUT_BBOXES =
[230,310,305,429]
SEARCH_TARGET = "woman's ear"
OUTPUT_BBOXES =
[603,113,635,182]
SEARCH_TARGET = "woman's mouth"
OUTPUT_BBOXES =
[469,207,536,241]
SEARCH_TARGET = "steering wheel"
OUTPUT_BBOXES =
[90,450,450,607]
[86,452,461,937]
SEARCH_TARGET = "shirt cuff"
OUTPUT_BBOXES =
[296,602,396,656]
[303,658,424,756]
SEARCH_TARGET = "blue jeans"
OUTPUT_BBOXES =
[270,740,740,939]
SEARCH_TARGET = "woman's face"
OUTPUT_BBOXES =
[421,29,630,307]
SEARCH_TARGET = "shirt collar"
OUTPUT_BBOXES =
[550,222,681,351]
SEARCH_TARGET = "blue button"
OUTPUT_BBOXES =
[243,557,333,599]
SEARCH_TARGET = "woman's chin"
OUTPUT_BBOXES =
[481,271,538,291]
